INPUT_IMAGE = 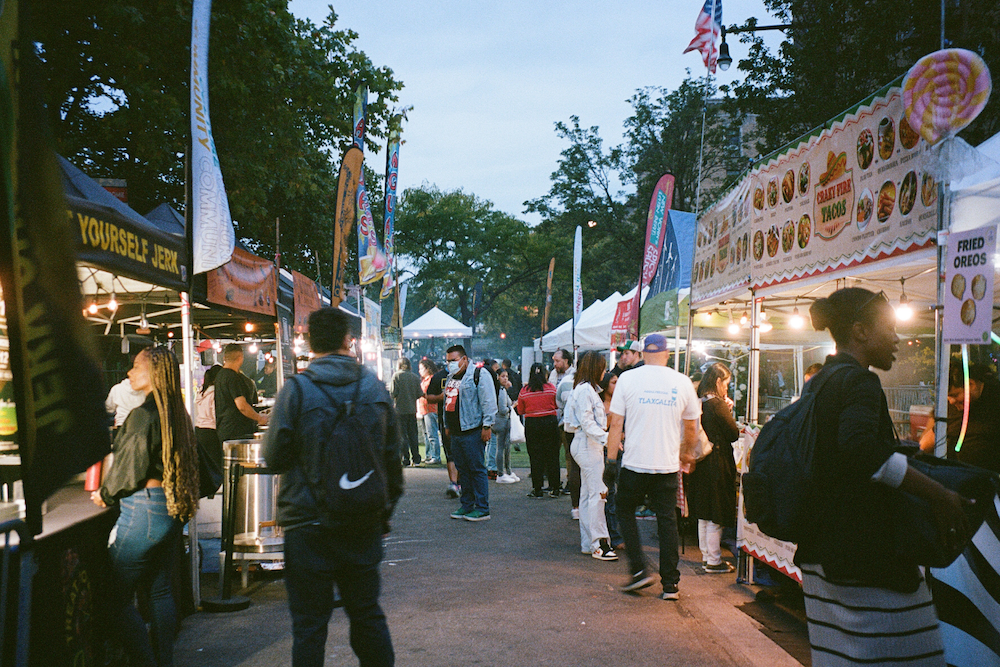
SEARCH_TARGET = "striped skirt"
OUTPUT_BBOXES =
[800,563,945,666]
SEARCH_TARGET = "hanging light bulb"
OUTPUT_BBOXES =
[245,322,255,333]
[895,278,913,321]
[759,321,773,333]
[248,342,258,354]
[760,306,768,321]
[727,311,740,335]
[107,291,118,312]
[88,302,99,315]
[739,310,749,326]
[789,306,805,329]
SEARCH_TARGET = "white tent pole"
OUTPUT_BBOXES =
[181,291,200,607]
[674,326,681,371]
[747,296,761,425]
[794,346,803,396]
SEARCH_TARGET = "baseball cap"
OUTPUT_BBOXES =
[642,334,669,353]
[616,340,641,353]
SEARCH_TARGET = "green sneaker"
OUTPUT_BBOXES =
[450,507,471,519]
[463,509,491,522]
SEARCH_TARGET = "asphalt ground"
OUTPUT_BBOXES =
[176,462,810,667]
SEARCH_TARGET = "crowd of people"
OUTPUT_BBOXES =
[92,286,998,667]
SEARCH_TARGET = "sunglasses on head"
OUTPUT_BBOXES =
[852,290,888,320]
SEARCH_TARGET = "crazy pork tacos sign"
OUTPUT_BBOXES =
[691,81,937,305]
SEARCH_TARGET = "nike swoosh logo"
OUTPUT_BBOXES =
[339,470,374,490]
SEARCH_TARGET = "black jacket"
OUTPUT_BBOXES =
[794,353,920,592]
[263,355,404,532]
[99,394,163,506]
[686,396,740,526]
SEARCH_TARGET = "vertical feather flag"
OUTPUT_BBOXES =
[683,0,723,74]
[0,53,110,534]
[541,257,555,337]
[630,174,675,337]
[190,0,235,274]
[380,124,401,299]
[330,146,363,307]
[353,85,388,285]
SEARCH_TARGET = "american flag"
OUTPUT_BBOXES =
[683,0,723,74]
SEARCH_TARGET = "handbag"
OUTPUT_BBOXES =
[892,453,999,568]
[692,395,715,461]
[510,415,526,443]
[692,426,713,462]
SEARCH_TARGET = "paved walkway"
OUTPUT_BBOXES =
[176,466,806,666]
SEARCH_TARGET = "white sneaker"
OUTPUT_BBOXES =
[571,508,580,520]
[497,474,515,484]
[510,473,520,482]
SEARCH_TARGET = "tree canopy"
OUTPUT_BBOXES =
[728,0,1000,157]
[30,0,402,280]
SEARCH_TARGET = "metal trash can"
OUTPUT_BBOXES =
[222,439,283,553]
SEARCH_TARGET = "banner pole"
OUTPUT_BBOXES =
[180,291,200,607]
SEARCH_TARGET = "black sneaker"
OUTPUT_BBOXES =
[592,540,618,561]
[661,584,679,600]
[527,490,544,499]
[621,571,655,593]
[549,489,561,498]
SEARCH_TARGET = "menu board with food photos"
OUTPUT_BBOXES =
[691,83,937,307]
[691,179,753,306]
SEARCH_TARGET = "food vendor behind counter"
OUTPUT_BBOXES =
[919,361,1000,473]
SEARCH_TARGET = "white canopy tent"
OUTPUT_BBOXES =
[536,286,649,353]
[403,306,473,339]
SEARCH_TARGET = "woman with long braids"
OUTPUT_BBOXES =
[93,346,200,666]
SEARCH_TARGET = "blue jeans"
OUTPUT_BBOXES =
[450,430,489,513]
[109,487,183,667]
[284,524,393,667]
[421,414,441,461]
[616,469,680,592]
[494,419,511,475]
[486,432,497,471]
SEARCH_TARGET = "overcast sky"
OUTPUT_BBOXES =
[288,1,785,224]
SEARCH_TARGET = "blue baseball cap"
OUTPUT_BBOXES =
[642,334,669,353]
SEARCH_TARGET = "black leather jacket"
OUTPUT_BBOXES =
[99,393,163,506]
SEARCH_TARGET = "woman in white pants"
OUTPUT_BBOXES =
[686,362,740,573]
[566,351,617,561]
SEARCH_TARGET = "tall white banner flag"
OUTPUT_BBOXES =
[190,0,235,274]
[573,226,583,325]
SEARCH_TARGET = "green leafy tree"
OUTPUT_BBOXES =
[30,0,402,279]
[394,186,550,345]
[623,75,747,215]
[524,117,639,328]
[729,1,1000,157]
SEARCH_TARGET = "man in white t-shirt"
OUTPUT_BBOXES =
[605,334,700,600]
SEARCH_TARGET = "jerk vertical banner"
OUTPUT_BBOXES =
[630,174,675,338]
[381,123,401,299]
[0,52,109,534]
[190,0,235,275]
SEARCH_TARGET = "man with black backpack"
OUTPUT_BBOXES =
[264,307,404,667]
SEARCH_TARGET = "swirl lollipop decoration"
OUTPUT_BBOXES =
[902,49,992,145]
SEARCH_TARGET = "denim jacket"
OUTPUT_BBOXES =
[451,366,498,432]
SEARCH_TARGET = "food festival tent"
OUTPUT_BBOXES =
[403,306,472,339]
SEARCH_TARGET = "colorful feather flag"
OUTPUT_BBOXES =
[380,125,401,299]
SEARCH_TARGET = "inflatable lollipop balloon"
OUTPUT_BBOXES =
[902,49,992,145]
